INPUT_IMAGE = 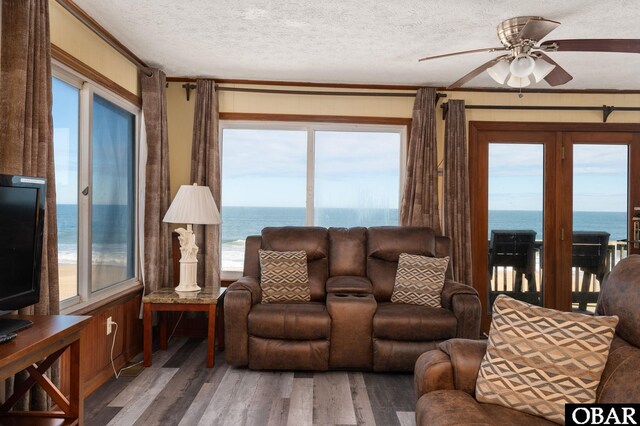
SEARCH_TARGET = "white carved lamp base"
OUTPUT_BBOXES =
[176,259,200,292]
[174,225,201,292]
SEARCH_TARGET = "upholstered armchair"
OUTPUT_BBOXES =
[413,255,640,426]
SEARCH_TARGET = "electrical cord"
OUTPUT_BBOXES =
[110,322,142,379]
[109,313,184,379]
[168,312,184,344]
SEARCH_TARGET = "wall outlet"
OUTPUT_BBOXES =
[106,316,114,335]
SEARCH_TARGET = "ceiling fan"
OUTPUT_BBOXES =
[418,16,640,89]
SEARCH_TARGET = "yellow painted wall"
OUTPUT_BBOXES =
[167,82,640,195]
[49,0,139,96]
[167,83,196,196]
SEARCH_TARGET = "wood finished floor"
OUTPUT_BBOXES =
[85,337,417,426]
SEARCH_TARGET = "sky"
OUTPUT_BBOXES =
[489,143,628,213]
[221,128,401,209]
[53,77,135,206]
[53,75,628,216]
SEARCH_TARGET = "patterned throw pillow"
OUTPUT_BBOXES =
[391,253,449,308]
[476,295,619,424]
[259,250,311,303]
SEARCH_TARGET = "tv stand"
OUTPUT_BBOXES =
[0,318,32,335]
[0,314,90,425]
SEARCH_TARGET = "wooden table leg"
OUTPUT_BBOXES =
[159,312,168,350]
[207,304,216,368]
[69,338,82,424]
[143,303,152,367]
[216,299,225,351]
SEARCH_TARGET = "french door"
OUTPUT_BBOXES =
[470,122,640,332]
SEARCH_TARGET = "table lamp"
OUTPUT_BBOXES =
[162,183,221,292]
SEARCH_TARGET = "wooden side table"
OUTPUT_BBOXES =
[143,287,226,368]
[0,314,90,425]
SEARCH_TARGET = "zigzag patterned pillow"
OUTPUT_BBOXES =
[476,295,619,424]
[259,250,311,303]
[391,253,449,308]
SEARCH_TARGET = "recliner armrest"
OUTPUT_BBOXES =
[438,338,487,396]
[414,349,454,400]
[224,276,261,367]
[414,339,488,400]
[228,276,262,304]
[441,280,478,310]
[441,280,481,339]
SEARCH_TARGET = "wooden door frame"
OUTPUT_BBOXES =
[469,121,640,332]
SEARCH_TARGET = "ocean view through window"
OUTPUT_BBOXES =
[53,77,80,301]
[91,95,136,292]
[52,65,140,309]
[221,123,404,271]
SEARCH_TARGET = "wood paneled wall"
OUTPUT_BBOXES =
[61,287,143,397]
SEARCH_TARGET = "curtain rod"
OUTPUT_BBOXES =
[179,83,446,102]
[440,102,640,123]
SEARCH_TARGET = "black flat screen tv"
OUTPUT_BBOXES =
[0,174,46,334]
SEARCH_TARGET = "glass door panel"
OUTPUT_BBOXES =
[488,143,544,308]
[572,144,628,313]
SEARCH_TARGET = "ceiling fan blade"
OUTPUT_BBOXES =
[540,39,640,53]
[518,18,561,42]
[418,47,507,62]
[447,56,507,89]
[535,53,573,86]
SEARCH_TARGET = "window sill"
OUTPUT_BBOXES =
[221,270,242,283]
[61,281,144,315]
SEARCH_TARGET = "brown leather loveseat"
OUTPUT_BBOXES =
[413,254,640,425]
[224,226,481,372]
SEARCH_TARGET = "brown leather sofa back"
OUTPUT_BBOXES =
[243,235,262,279]
[597,255,640,347]
[244,227,454,302]
[367,226,440,301]
[261,227,329,302]
[594,255,640,403]
[328,227,367,277]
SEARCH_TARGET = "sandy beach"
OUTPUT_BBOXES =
[59,263,131,301]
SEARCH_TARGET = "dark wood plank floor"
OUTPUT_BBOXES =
[85,337,416,426]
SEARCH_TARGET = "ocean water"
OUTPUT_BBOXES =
[57,204,133,267]
[220,206,399,269]
[488,210,627,241]
[56,205,628,271]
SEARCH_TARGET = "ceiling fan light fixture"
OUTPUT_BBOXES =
[507,74,531,88]
[509,54,536,78]
[487,60,511,84]
[532,58,556,82]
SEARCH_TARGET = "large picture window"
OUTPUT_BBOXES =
[52,65,139,310]
[221,122,405,272]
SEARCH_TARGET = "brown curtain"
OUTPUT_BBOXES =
[141,69,172,292]
[0,0,59,410]
[190,79,221,289]
[444,100,472,284]
[400,87,441,234]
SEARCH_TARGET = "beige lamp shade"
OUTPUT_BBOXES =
[163,183,221,225]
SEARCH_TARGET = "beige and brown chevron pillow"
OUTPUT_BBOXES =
[259,250,311,303]
[476,295,618,424]
[391,253,449,308]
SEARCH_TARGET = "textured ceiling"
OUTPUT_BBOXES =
[73,0,640,89]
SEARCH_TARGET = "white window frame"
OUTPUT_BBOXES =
[219,120,407,280]
[53,62,141,313]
